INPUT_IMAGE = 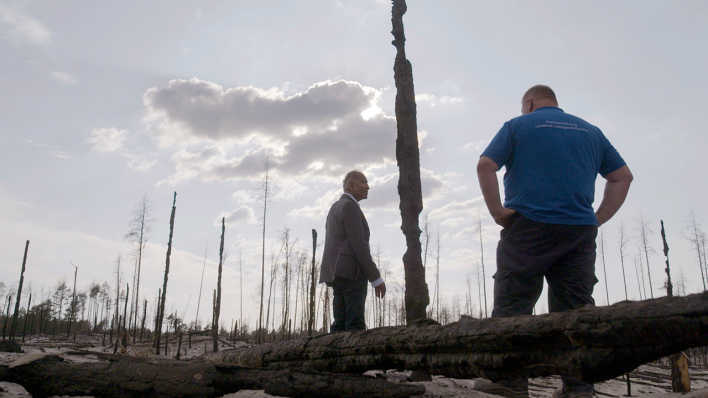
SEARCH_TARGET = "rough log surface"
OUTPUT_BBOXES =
[0,355,425,398]
[202,292,708,383]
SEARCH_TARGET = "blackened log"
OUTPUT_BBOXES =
[202,292,708,383]
[391,0,429,324]
[0,355,425,398]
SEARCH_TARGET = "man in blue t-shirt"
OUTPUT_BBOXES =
[473,85,633,398]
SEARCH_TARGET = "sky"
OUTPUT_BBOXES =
[1,0,707,331]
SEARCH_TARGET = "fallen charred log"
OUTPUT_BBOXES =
[201,292,708,383]
[0,355,425,398]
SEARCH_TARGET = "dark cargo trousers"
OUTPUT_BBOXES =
[492,213,598,393]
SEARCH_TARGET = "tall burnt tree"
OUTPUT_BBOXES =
[391,0,429,324]
[308,229,317,336]
[9,240,29,339]
[156,192,177,354]
[213,217,225,352]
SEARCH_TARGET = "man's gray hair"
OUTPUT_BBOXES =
[343,170,365,191]
[523,85,557,103]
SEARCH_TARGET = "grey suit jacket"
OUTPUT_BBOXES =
[319,194,381,284]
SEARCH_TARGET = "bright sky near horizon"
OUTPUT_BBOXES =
[1,0,707,330]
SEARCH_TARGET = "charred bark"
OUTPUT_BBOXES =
[156,192,177,354]
[0,355,425,398]
[9,240,29,339]
[214,217,225,352]
[202,292,708,383]
[391,0,429,324]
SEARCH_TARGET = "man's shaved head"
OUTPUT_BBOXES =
[523,85,557,103]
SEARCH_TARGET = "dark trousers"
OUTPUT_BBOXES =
[330,275,368,332]
[493,213,598,393]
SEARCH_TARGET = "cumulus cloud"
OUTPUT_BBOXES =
[87,128,127,152]
[128,159,157,172]
[50,71,78,85]
[216,206,258,227]
[428,197,485,220]
[288,188,342,219]
[144,79,376,144]
[0,5,52,45]
[231,190,256,204]
[415,93,465,107]
[147,79,397,183]
[47,150,72,159]
[364,169,446,209]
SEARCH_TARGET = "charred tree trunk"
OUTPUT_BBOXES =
[0,355,425,398]
[66,264,78,338]
[214,217,225,352]
[156,192,177,354]
[21,293,31,342]
[9,240,29,340]
[663,220,690,392]
[202,292,708,383]
[308,229,317,336]
[140,299,147,341]
[391,0,429,324]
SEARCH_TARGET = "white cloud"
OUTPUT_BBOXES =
[147,79,398,183]
[50,71,78,85]
[288,188,342,219]
[216,206,258,227]
[128,159,157,172]
[47,150,72,159]
[415,93,465,107]
[231,190,256,204]
[87,128,127,152]
[0,5,52,45]
[462,139,488,151]
[428,197,485,220]
[365,169,447,209]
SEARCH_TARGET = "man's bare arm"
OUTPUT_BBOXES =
[595,165,633,226]
[477,156,517,227]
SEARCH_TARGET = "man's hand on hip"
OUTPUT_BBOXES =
[375,282,386,299]
[493,207,517,228]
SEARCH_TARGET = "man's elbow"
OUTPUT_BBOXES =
[607,165,633,184]
[477,156,499,174]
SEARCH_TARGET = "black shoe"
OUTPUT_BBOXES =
[474,378,529,398]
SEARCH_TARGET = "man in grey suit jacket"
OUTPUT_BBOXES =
[319,170,386,331]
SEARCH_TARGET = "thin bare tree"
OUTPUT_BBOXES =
[239,251,243,339]
[635,211,655,298]
[684,209,706,291]
[308,229,317,336]
[599,226,609,305]
[617,220,630,300]
[473,211,488,317]
[125,194,154,341]
[9,240,29,340]
[257,157,271,344]
[66,263,78,338]
[156,192,177,354]
[194,247,208,331]
[213,217,225,352]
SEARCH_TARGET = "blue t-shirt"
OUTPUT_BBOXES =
[482,107,626,225]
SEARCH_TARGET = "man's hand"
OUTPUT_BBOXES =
[492,207,517,228]
[477,156,517,228]
[595,165,633,226]
[375,282,386,299]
